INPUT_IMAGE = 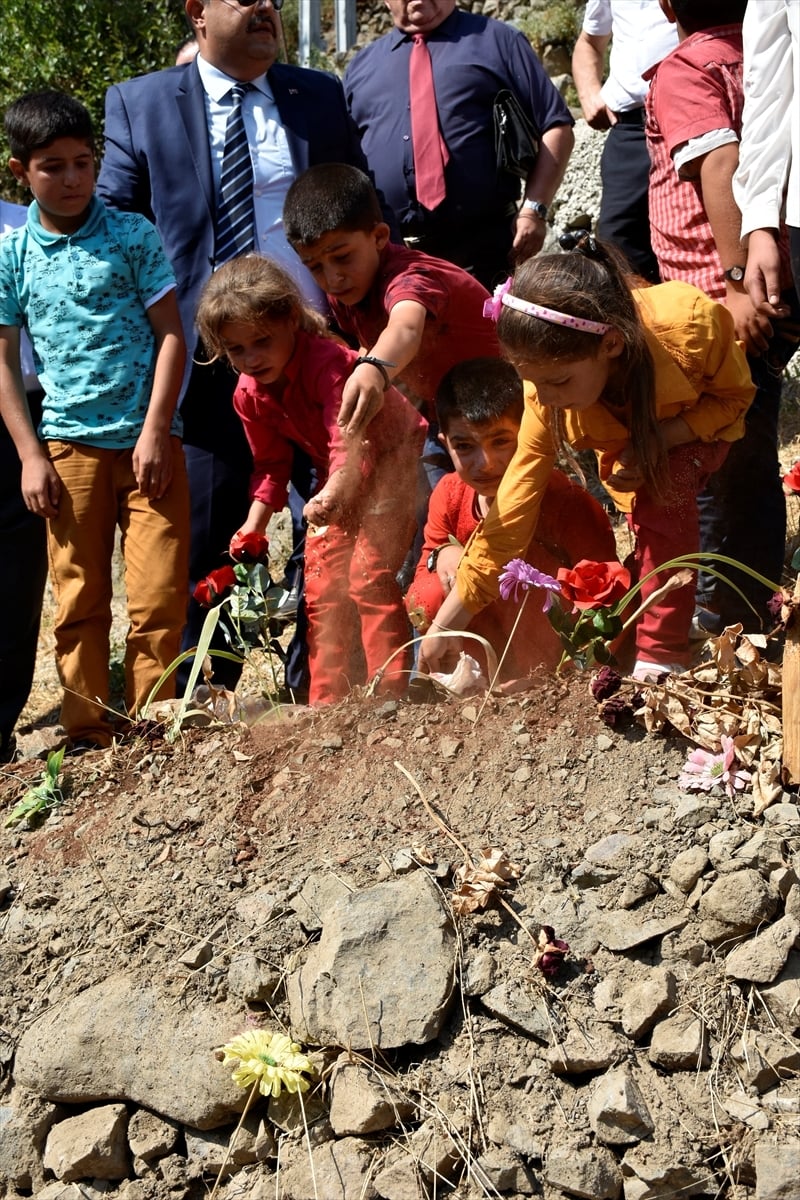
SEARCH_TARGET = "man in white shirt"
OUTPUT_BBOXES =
[572,0,676,280]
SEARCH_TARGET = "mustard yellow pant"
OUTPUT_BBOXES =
[45,439,189,745]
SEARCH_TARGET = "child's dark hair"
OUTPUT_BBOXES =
[497,241,669,500]
[4,90,94,164]
[196,254,327,363]
[436,358,524,435]
[284,164,384,247]
[669,0,746,34]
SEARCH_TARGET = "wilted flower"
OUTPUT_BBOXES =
[590,665,622,701]
[598,694,634,729]
[533,925,569,978]
[678,735,751,799]
[498,558,562,610]
[556,559,631,611]
[229,530,270,564]
[193,565,237,607]
[218,1030,314,1098]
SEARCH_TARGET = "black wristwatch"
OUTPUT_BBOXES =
[353,354,396,390]
[724,265,746,282]
[427,546,445,572]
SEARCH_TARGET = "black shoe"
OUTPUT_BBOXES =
[66,738,104,757]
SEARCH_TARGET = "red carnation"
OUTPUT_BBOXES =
[193,565,237,607]
[557,560,631,611]
[229,530,270,564]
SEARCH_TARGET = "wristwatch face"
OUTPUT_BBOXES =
[725,265,745,282]
[426,548,439,572]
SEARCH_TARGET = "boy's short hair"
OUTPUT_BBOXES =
[669,0,746,34]
[436,358,524,434]
[284,163,383,247]
[4,90,94,164]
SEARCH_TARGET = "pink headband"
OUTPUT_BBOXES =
[482,277,612,336]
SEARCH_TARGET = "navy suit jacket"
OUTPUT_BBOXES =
[97,60,368,360]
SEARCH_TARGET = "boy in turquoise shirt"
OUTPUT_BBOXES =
[0,91,189,751]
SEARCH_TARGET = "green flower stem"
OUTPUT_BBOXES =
[476,590,532,721]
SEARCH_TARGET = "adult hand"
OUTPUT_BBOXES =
[512,212,546,263]
[744,229,791,317]
[338,364,385,438]
[21,454,60,519]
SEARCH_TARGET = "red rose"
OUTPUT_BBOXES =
[229,529,270,564]
[783,461,800,496]
[556,560,631,611]
[193,565,237,607]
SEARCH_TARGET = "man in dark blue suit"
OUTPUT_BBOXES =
[97,0,371,696]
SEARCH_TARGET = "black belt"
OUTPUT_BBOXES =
[614,107,646,127]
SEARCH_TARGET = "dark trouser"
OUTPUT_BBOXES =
[178,355,311,695]
[0,390,48,750]
[403,209,516,292]
[598,114,660,284]
[696,285,800,629]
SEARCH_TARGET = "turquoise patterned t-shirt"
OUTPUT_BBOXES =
[0,195,181,448]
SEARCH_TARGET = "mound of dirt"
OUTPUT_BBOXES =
[3,674,800,1199]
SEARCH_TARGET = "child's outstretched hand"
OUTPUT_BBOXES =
[606,443,644,492]
[304,467,356,528]
[338,365,385,438]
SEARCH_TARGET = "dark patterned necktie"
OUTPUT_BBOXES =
[215,83,255,264]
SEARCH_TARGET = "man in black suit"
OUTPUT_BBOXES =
[98,0,371,694]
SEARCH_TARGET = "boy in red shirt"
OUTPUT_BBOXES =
[283,164,501,482]
[406,359,617,686]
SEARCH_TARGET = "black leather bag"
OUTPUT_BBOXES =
[493,88,540,180]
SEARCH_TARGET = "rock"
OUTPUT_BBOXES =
[372,1152,422,1200]
[732,830,787,873]
[461,948,494,996]
[669,847,708,893]
[724,916,800,982]
[288,872,455,1049]
[648,1014,708,1071]
[329,1060,416,1135]
[731,1032,800,1092]
[474,1150,536,1195]
[234,886,281,927]
[621,1149,712,1199]
[754,1140,800,1198]
[763,803,800,828]
[758,951,800,1032]
[0,1094,58,1192]
[621,968,677,1041]
[619,872,660,909]
[587,1067,654,1145]
[722,1092,770,1130]
[698,869,777,942]
[545,1143,622,1198]
[548,1029,627,1075]
[177,938,213,969]
[592,908,686,952]
[43,1104,129,1182]
[289,870,354,933]
[708,828,748,869]
[673,797,717,828]
[227,951,281,1002]
[278,1136,378,1199]
[127,1108,179,1165]
[14,974,246,1129]
[480,979,555,1042]
[585,833,643,866]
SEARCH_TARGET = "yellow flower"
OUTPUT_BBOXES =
[218,1030,313,1098]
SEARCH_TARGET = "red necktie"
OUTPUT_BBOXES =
[409,34,449,212]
